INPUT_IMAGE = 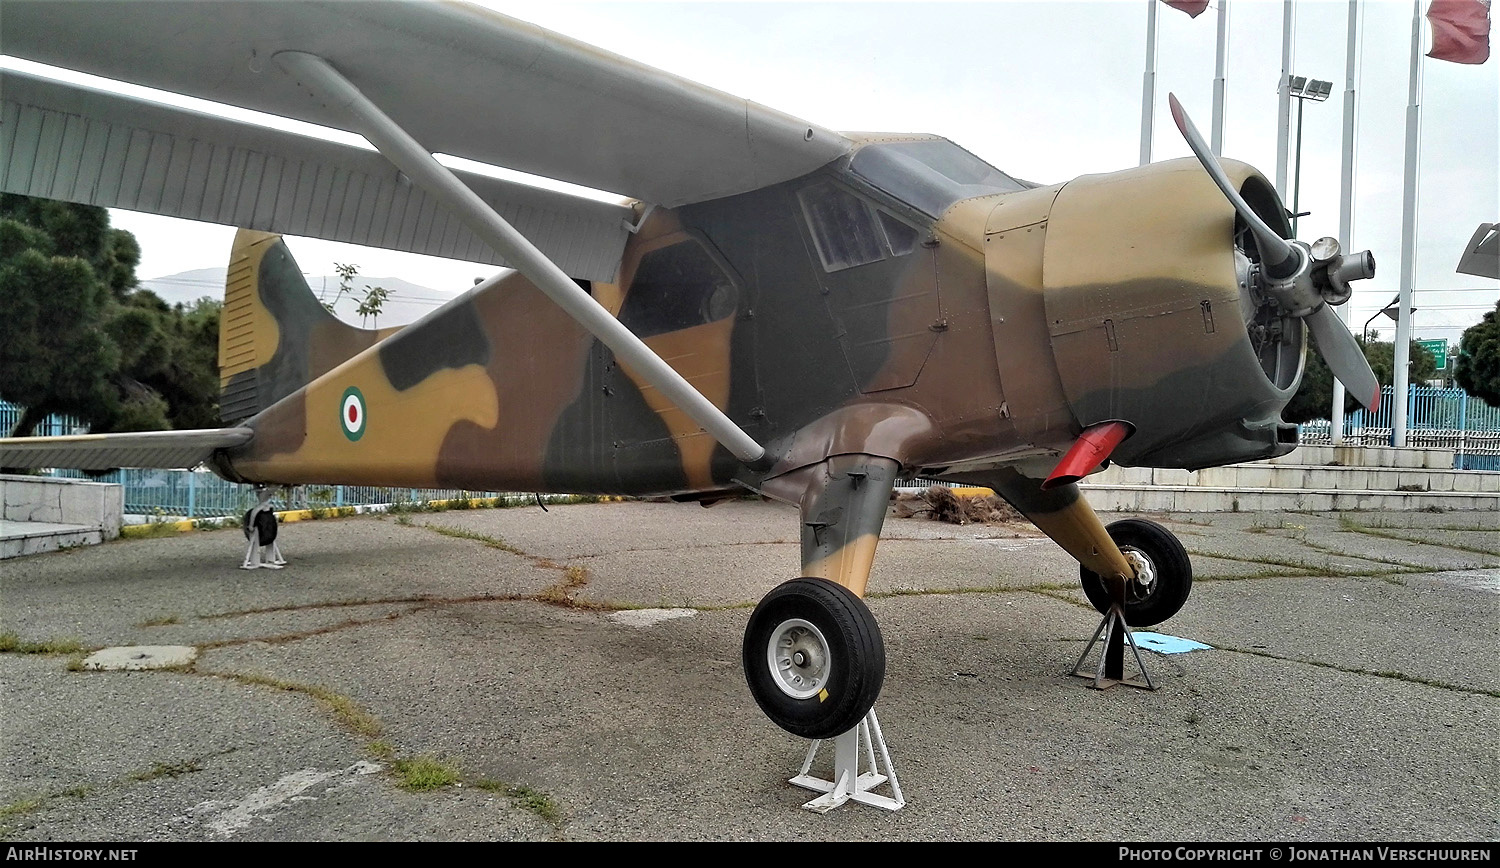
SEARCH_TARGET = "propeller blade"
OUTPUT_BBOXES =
[1167,93,1301,280]
[1306,304,1381,412]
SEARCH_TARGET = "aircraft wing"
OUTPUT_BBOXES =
[2,0,852,215]
[0,429,253,472]
[1,70,634,282]
[2,0,834,474]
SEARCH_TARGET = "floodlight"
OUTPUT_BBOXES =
[1289,76,1332,101]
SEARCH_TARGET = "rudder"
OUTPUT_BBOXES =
[219,229,383,424]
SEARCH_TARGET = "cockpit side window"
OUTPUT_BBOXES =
[617,239,738,338]
[798,181,919,273]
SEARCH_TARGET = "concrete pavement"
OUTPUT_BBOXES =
[1,498,1495,842]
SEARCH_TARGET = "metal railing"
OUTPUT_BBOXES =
[0,402,87,438]
[1297,386,1500,470]
[43,467,513,519]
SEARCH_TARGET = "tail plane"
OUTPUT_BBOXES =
[0,231,392,471]
[219,230,390,424]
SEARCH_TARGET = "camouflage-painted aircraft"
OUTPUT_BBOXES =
[1,2,1379,745]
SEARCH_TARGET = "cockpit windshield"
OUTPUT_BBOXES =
[849,138,1029,217]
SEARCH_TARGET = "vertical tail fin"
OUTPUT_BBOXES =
[219,229,382,423]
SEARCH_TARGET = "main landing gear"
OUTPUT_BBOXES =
[240,486,286,570]
[1072,518,1192,689]
[743,578,885,741]
[1079,518,1193,629]
[741,459,1194,811]
[746,454,905,812]
[743,577,902,813]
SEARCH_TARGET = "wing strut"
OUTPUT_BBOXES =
[272,51,771,469]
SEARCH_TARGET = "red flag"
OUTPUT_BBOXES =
[1162,0,1210,17]
[1427,0,1492,64]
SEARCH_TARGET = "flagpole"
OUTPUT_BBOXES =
[1141,0,1159,166]
[1393,0,1424,448]
[1275,0,1295,197]
[1330,0,1362,445]
[1212,0,1230,155]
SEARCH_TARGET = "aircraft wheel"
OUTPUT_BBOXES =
[742,577,885,740]
[1080,518,1191,628]
[243,508,278,546]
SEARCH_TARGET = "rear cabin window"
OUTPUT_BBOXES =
[618,240,738,337]
[798,181,919,273]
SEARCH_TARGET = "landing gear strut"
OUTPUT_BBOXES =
[748,454,904,811]
[240,486,286,570]
[1073,518,1192,689]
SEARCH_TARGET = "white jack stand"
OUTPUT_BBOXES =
[240,488,286,570]
[789,709,905,813]
[1070,603,1155,690]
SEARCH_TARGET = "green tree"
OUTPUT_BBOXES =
[0,195,221,436]
[1283,330,1435,424]
[116,291,224,430]
[321,261,361,313]
[322,261,390,328]
[356,283,390,328]
[1360,331,1437,389]
[1453,299,1500,408]
[0,225,125,436]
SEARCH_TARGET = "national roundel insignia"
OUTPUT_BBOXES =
[340,386,366,441]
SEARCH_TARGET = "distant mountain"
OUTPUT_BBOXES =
[137,269,460,327]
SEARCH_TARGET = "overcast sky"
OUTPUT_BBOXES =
[77,0,1499,341]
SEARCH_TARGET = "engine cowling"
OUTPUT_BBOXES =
[985,157,1304,471]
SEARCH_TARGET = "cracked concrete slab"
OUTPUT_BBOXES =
[2,500,1495,842]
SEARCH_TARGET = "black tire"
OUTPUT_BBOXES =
[243,509,278,546]
[742,577,885,740]
[1080,518,1192,628]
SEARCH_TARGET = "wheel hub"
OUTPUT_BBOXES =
[1122,547,1157,599]
[767,618,830,699]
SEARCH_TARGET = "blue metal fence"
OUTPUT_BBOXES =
[1297,386,1500,470]
[42,467,510,519]
[3,400,513,518]
[0,402,87,438]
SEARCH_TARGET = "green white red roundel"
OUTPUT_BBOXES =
[340,386,366,441]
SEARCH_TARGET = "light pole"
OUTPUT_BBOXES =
[1288,76,1332,236]
[1362,295,1414,344]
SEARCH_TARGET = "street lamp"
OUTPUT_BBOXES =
[1362,295,1415,343]
[1288,76,1332,236]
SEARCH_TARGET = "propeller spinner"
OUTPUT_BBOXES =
[1168,93,1381,412]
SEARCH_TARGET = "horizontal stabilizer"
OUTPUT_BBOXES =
[0,428,253,471]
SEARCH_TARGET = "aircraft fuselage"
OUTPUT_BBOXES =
[216,138,1303,500]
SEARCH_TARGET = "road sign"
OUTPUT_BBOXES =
[1417,339,1448,370]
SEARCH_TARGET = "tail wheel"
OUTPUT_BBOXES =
[742,577,885,740]
[1080,518,1192,628]
[243,509,278,546]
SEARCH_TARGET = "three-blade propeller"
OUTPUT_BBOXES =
[1168,93,1381,412]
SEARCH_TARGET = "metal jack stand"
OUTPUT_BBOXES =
[789,709,905,813]
[1071,603,1155,690]
[240,487,286,570]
